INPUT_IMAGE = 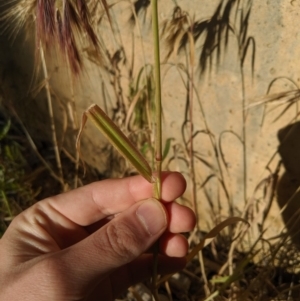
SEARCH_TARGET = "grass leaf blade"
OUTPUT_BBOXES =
[78,104,152,182]
[186,217,249,263]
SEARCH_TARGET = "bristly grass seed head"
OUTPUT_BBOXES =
[1,0,101,73]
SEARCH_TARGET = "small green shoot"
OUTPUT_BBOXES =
[0,119,11,141]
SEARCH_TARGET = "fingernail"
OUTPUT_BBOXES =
[136,199,167,236]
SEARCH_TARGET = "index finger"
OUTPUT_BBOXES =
[47,172,186,226]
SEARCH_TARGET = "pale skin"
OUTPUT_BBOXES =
[0,172,195,300]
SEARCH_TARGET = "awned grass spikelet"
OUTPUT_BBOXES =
[2,0,101,73]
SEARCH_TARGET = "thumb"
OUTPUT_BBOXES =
[58,198,167,287]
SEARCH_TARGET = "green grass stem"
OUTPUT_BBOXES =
[151,0,162,300]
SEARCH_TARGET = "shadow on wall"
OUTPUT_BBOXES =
[277,122,300,249]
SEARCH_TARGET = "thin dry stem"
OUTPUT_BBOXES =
[187,29,199,229]
[40,44,65,189]
[66,60,80,188]
[199,251,211,296]
[9,104,64,185]
[130,3,153,144]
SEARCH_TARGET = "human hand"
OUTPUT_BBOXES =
[0,172,195,300]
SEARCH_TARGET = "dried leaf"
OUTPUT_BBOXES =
[158,217,249,286]
[186,217,249,263]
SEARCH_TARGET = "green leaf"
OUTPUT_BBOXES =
[162,138,174,162]
[0,120,11,141]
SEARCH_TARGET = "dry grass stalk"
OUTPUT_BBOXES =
[39,44,65,188]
